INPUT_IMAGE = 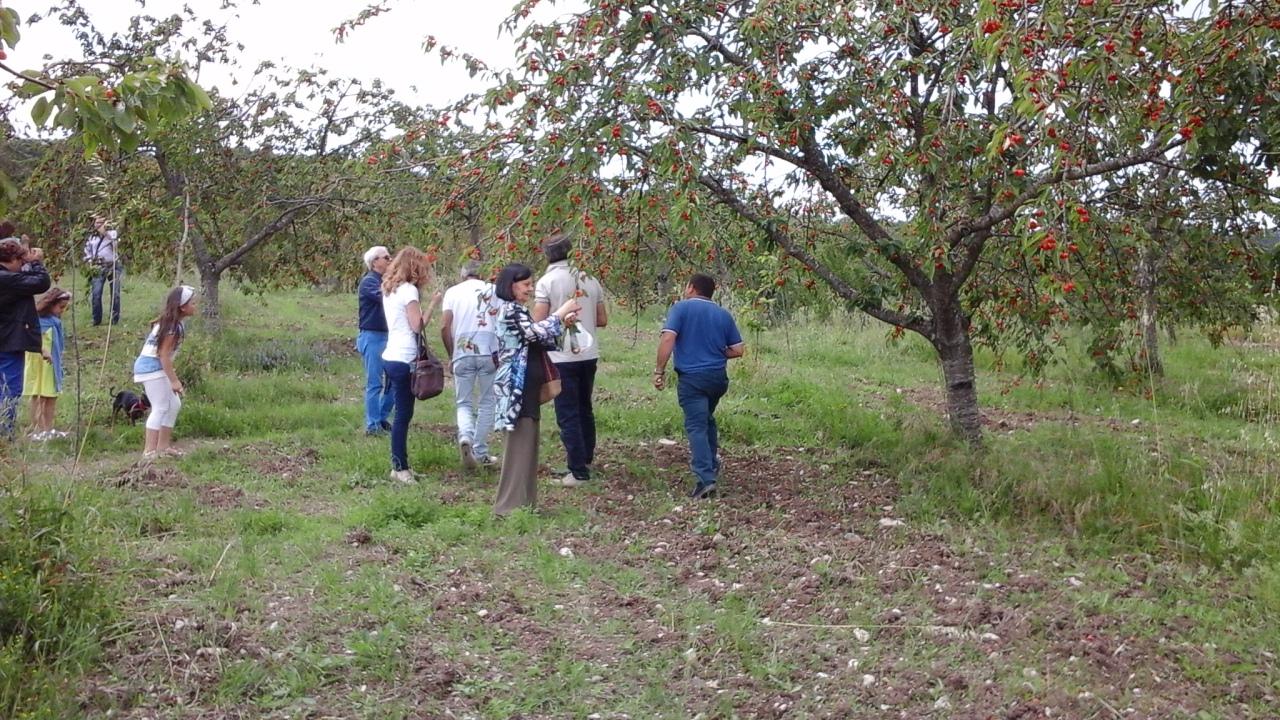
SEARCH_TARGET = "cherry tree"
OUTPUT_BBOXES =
[448,0,1278,444]
[0,1,210,209]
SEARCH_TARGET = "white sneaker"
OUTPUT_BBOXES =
[550,472,585,487]
[389,469,416,484]
[477,454,500,467]
[28,430,49,441]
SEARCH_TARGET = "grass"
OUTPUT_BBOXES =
[0,275,1277,717]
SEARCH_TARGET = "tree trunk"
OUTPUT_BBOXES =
[468,213,483,253]
[1136,245,1164,376]
[199,266,222,329]
[932,301,983,446]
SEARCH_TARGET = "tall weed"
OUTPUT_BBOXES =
[0,487,111,718]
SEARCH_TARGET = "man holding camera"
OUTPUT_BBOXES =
[84,216,123,326]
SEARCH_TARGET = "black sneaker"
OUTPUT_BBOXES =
[379,420,392,431]
[365,426,387,437]
[689,482,717,499]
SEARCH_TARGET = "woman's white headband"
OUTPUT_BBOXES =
[179,285,196,306]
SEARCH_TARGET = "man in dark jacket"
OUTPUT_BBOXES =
[0,233,52,438]
[356,245,394,436]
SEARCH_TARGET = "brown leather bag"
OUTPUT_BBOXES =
[411,331,445,401]
[538,351,561,404]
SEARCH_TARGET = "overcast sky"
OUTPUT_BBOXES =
[16,0,546,110]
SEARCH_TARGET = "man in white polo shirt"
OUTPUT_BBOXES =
[441,259,503,470]
[532,234,607,487]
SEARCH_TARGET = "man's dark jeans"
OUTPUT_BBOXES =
[677,368,729,488]
[553,358,597,480]
[383,360,416,471]
[90,263,122,325]
[0,351,23,439]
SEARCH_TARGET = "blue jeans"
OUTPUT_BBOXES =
[677,368,729,488]
[453,354,497,457]
[357,330,394,431]
[0,351,23,439]
[383,360,415,471]
[90,263,123,325]
[553,359,597,480]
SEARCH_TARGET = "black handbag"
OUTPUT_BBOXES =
[411,330,445,401]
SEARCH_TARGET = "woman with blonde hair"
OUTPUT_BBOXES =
[381,247,442,483]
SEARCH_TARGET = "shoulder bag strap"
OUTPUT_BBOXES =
[416,328,435,360]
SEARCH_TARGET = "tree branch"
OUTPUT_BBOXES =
[949,136,1189,283]
[212,200,324,275]
[684,123,805,166]
[687,163,931,337]
[0,61,57,90]
[791,123,933,290]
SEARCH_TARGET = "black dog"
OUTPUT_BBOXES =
[111,387,151,424]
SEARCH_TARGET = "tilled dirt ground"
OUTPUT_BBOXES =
[79,439,1278,719]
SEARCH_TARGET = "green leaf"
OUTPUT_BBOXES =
[0,7,20,47]
[180,78,213,111]
[53,105,76,130]
[986,126,1007,160]
[65,75,99,95]
[17,79,47,98]
[30,96,52,127]
[113,108,137,133]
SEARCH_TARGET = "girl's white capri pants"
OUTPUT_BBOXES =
[141,376,182,430]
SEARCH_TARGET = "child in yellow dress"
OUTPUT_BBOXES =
[24,287,71,440]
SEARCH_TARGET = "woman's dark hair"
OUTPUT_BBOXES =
[0,220,16,238]
[0,237,24,263]
[152,287,189,343]
[689,273,717,298]
[494,263,534,302]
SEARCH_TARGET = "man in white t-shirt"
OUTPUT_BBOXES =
[532,234,607,487]
[441,260,503,470]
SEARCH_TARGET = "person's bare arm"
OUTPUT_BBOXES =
[653,330,676,390]
[531,300,550,322]
[595,301,608,328]
[421,290,442,328]
[725,342,745,359]
[440,309,455,357]
[159,335,183,395]
[406,300,424,332]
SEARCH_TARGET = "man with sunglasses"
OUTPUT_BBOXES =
[357,246,394,436]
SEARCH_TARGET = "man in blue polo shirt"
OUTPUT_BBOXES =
[356,245,394,436]
[653,273,745,499]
